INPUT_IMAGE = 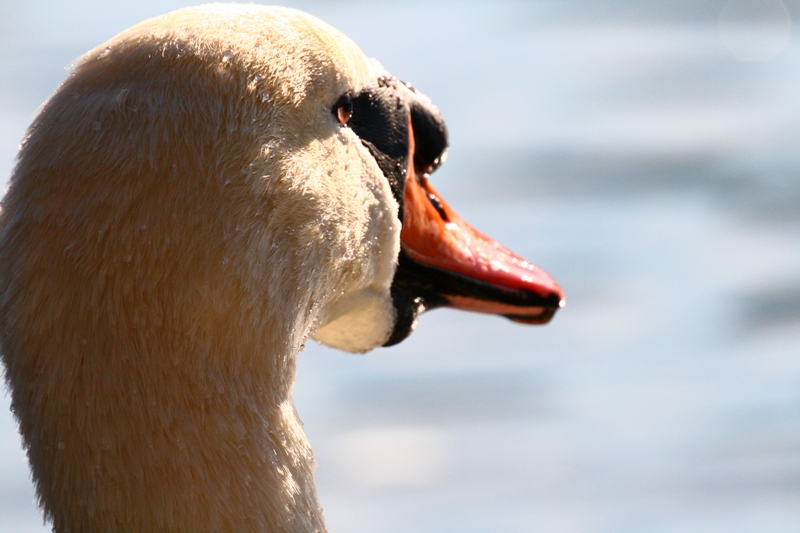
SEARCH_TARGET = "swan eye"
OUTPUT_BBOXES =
[333,93,353,125]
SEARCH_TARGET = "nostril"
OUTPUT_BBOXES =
[426,191,448,221]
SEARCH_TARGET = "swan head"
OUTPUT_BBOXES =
[2,4,563,358]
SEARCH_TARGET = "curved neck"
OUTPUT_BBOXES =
[32,337,324,532]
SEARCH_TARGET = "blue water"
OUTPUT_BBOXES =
[2,1,800,531]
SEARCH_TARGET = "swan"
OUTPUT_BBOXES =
[0,5,564,532]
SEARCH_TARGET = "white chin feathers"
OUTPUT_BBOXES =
[311,287,396,353]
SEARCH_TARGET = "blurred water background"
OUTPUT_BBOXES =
[2,1,800,531]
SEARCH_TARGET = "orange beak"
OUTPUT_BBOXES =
[397,120,564,326]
